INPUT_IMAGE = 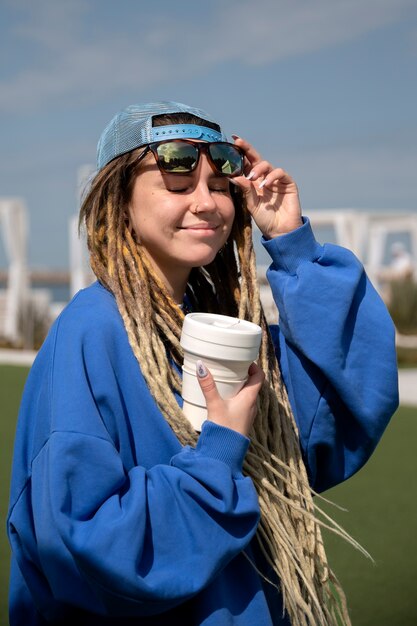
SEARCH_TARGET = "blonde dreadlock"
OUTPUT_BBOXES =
[79,129,361,626]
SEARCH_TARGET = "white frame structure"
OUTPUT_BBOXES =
[69,165,96,297]
[0,198,29,343]
[309,210,417,285]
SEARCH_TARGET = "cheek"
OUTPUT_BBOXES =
[224,201,236,230]
[128,190,156,230]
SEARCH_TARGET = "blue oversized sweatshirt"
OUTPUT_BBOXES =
[7,219,398,625]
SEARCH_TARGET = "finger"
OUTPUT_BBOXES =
[229,160,272,195]
[231,135,263,168]
[257,167,297,190]
[196,360,220,402]
[244,160,274,183]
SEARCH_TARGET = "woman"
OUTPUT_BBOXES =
[8,101,398,626]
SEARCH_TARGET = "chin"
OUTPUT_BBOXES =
[186,245,224,268]
[197,251,223,267]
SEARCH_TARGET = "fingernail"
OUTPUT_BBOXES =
[196,360,208,378]
[246,170,255,180]
[228,177,240,186]
[231,134,240,140]
[258,179,266,189]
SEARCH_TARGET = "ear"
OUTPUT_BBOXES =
[124,211,139,241]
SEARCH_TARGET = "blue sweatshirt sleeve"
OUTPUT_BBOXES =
[262,218,399,492]
[8,306,260,618]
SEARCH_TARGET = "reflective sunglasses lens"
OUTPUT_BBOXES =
[156,142,198,172]
[209,144,243,176]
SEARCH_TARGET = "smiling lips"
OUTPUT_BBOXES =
[179,223,220,231]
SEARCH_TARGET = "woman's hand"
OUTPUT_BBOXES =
[231,135,303,239]
[196,361,265,437]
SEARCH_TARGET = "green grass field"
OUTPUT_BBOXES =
[1,364,416,625]
[1,365,30,625]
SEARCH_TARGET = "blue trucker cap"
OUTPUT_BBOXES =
[97,100,227,170]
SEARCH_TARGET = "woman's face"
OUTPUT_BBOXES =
[128,146,235,295]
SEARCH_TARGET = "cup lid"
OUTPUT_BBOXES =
[181,313,262,349]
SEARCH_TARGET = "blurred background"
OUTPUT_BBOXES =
[1,0,416,623]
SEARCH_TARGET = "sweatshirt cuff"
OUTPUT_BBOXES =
[261,217,323,275]
[195,421,250,477]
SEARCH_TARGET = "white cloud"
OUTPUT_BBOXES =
[207,0,416,64]
[0,0,415,112]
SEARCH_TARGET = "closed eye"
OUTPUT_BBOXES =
[167,185,229,194]
[210,186,230,193]
[168,187,190,193]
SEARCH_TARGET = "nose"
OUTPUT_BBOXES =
[190,156,217,213]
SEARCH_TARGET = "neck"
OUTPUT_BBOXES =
[167,277,189,305]
[145,255,190,304]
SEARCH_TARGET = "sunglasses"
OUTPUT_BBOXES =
[140,139,245,178]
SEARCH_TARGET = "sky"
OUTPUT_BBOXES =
[0,0,416,269]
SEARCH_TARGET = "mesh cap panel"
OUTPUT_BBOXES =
[97,101,226,169]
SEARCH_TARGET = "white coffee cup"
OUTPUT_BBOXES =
[180,313,262,431]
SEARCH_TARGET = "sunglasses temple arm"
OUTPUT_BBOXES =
[136,145,150,165]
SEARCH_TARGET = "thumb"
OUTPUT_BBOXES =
[230,176,258,214]
[196,360,221,408]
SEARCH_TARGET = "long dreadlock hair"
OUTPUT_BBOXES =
[79,113,361,626]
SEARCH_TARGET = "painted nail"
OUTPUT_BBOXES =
[231,134,240,140]
[196,360,208,378]
[246,170,255,181]
[258,179,267,189]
